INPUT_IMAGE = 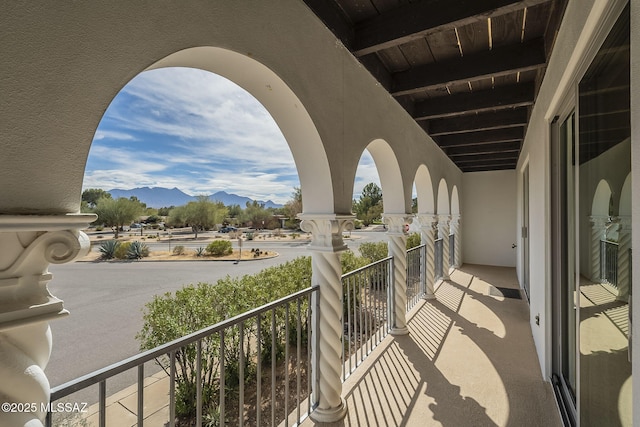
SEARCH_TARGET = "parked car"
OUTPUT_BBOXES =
[218,226,238,233]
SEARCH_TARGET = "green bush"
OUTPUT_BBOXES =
[358,242,388,262]
[206,240,232,256]
[173,245,185,255]
[137,256,314,423]
[127,241,149,259]
[114,242,132,259]
[406,232,421,249]
[99,240,120,260]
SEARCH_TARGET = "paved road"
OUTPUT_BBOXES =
[45,230,387,403]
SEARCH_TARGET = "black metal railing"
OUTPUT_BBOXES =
[435,238,444,280]
[449,233,455,267]
[406,244,426,311]
[601,240,619,287]
[47,288,316,427]
[341,256,392,381]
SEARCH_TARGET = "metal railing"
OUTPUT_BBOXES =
[406,244,426,311]
[47,287,316,427]
[435,238,444,280]
[341,256,392,381]
[601,240,619,287]
[449,233,455,267]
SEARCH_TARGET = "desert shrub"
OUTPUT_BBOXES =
[95,226,104,231]
[114,242,132,259]
[291,233,299,239]
[341,250,370,273]
[137,256,314,423]
[358,242,388,262]
[127,241,149,259]
[406,232,421,249]
[206,240,232,256]
[245,232,254,240]
[99,240,120,259]
[173,245,185,255]
[195,247,205,257]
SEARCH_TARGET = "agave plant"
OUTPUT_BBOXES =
[99,240,120,260]
[127,241,150,260]
[195,247,205,257]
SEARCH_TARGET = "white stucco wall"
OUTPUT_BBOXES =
[0,0,461,217]
[462,170,517,267]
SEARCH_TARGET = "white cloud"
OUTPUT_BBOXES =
[93,130,138,141]
[353,150,381,198]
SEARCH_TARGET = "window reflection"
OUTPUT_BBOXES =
[577,6,631,426]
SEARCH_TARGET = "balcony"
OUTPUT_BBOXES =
[47,255,560,426]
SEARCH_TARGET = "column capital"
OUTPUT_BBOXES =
[383,213,413,235]
[450,213,461,226]
[615,215,632,232]
[438,214,451,223]
[415,213,438,227]
[589,215,611,229]
[298,214,354,252]
[0,213,95,331]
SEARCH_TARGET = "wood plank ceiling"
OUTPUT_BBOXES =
[303,0,568,172]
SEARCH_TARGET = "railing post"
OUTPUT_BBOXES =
[416,214,438,300]
[438,214,452,281]
[0,214,94,427]
[299,214,353,423]
[383,213,412,336]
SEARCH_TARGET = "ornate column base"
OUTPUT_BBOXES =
[310,398,348,423]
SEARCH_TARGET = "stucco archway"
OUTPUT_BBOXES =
[436,178,450,215]
[414,164,435,214]
[363,139,406,214]
[128,47,334,215]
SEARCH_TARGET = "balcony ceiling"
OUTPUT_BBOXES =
[304,0,568,172]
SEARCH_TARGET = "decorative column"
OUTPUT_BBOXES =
[438,215,451,281]
[0,214,94,427]
[450,214,461,268]
[589,215,609,282]
[383,213,412,336]
[299,214,353,423]
[616,216,632,302]
[416,214,438,300]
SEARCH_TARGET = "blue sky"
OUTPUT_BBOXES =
[84,68,379,205]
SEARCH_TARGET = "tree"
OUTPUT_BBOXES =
[184,196,228,238]
[82,188,112,208]
[353,182,384,226]
[242,200,271,229]
[284,187,302,229]
[94,197,144,238]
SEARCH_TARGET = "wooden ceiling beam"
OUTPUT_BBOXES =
[456,158,518,168]
[353,0,552,56]
[444,140,521,156]
[422,108,529,135]
[452,152,519,163]
[434,127,524,148]
[413,82,535,120]
[392,38,546,96]
[461,163,517,172]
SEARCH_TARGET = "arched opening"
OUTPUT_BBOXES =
[363,139,406,215]
[619,173,631,216]
[414,165,435,214]
[451,186,460,216]
[436,178,450,216]
[49,47,336,416]
[591,179,613,217]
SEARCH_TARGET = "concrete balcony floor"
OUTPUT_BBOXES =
[304,264,562,427]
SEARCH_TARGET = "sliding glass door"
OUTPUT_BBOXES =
[552,5,631,426]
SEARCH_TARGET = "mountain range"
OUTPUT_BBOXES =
[108,187,283,209]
